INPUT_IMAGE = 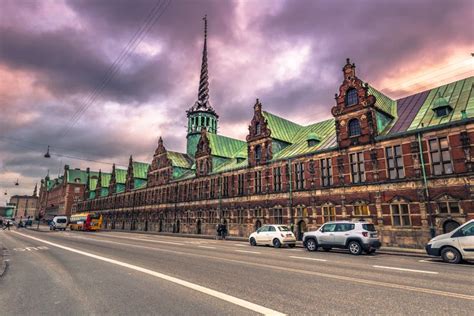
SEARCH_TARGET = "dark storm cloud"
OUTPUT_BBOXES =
[0,0,472,196]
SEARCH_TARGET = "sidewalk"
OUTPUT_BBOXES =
[101,229,428,258]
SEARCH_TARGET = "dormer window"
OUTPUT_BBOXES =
[345,88,358,106]
[306,133,320,147]
[348,119,361,137]
[434,107,451,117]
[432,93,452,118]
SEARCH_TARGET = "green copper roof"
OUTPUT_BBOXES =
[262,111,302,143]
[116,169,127,184]
[306,132,320,141]
[66,169,88,184]
[432,93,451,110]
[407,76,473,131]
[89,178,98,191]
[133,162,149,179]
[273,118,335,159]
[212,158,248,173]
[207,132,247,159]
[167,151,193,168]
[368,85,397,117]
[101,173,111,188]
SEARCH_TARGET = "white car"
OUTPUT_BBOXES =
[50,216,68,231]
[249,225,296,248]
[425,219,474,263]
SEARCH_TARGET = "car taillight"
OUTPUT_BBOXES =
[362,232,368,237]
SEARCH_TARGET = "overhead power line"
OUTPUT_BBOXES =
[60,0,172,139]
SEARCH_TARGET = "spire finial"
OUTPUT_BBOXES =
[197,15,210,106]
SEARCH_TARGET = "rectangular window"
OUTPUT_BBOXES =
[295,162,305,190]
[272,208,283,224]
[320,158,333,186]
[386,145,405,179]
[354,204,369,216]
[322,206,336,222]
[391,204,411,226]
[255,171,262,193]
[237,209,244,224]
[429,137,453,175]
[238,174,245,196]
[273,167,282,192]
[350,152,365,183]
[210,179,215,198]
[222,177,229,197]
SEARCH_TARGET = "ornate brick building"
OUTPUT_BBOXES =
[73,18,473,248]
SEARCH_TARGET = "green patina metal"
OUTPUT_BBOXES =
[133,162,149,179]
[262,111,302,143]
[408,77,473,131]
[167,151,193,169]
[206,132,247,159]
[367,84,397,117]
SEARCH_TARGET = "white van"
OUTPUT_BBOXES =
[425,219,474,263]
[50,216,68,231]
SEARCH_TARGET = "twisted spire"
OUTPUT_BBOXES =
[188,15,217,116]
[198,15,209,104]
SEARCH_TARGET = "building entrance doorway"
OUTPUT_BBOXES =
[255,220,262,230]
[196,220,202,234]
[443,220,460,234]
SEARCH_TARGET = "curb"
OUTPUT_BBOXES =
[101,229,428,258]
[0,244,9,278]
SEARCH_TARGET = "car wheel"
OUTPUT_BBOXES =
[322,247,331,252]
[273,238,281,248]
[288,244,295,248]
[348,241,362,255]
[249,238,257,246]
[305,238,318,252]
[441,247,462,264]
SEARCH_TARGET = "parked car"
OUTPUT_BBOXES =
[425,219,474,264]
[303,220,381,255]
[50,216,68,231]
[249,225,296,248]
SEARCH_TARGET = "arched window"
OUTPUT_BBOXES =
[345,88,358,106]
[255,145,262,164]
[348,119,361,137]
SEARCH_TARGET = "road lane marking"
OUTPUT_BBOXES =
[372,265,438,275]
[289,256,327,262]
[22,231,474,301]
[12,231,285,316]
[198,246,217,249]
[234,244,248,247]
[88,233,185,246]
[235,250,261,254]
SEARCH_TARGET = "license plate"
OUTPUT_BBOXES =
[371,233,378,237]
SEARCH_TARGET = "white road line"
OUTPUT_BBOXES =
[373,265,438,275]
[198,246,217,249]
[92,234,185,246]
[12,232,284,316]
[234,244,248,247]
[235,250,261,254]
[289,256,327,262]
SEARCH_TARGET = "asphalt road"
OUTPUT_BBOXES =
[1,229,473,315]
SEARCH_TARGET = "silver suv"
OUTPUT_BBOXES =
[303,220,381,255]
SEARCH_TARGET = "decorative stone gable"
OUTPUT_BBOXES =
[247,99,272,166]
[109,164,116,195]
[332,58,378,148]
[195,129,212,176]
[148,137,172,186]
[125,155,135,191]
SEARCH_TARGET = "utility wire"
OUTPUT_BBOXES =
[61,0,172,139]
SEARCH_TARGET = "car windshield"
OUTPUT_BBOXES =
[278,226,290,232]
[362,224,376,232]
[57,219,67,223]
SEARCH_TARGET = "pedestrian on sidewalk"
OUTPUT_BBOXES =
[2,220,11,230]
[221,223,227,240]
[216,223,222,240]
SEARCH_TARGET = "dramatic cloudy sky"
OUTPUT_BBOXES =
[0,0,472,203]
